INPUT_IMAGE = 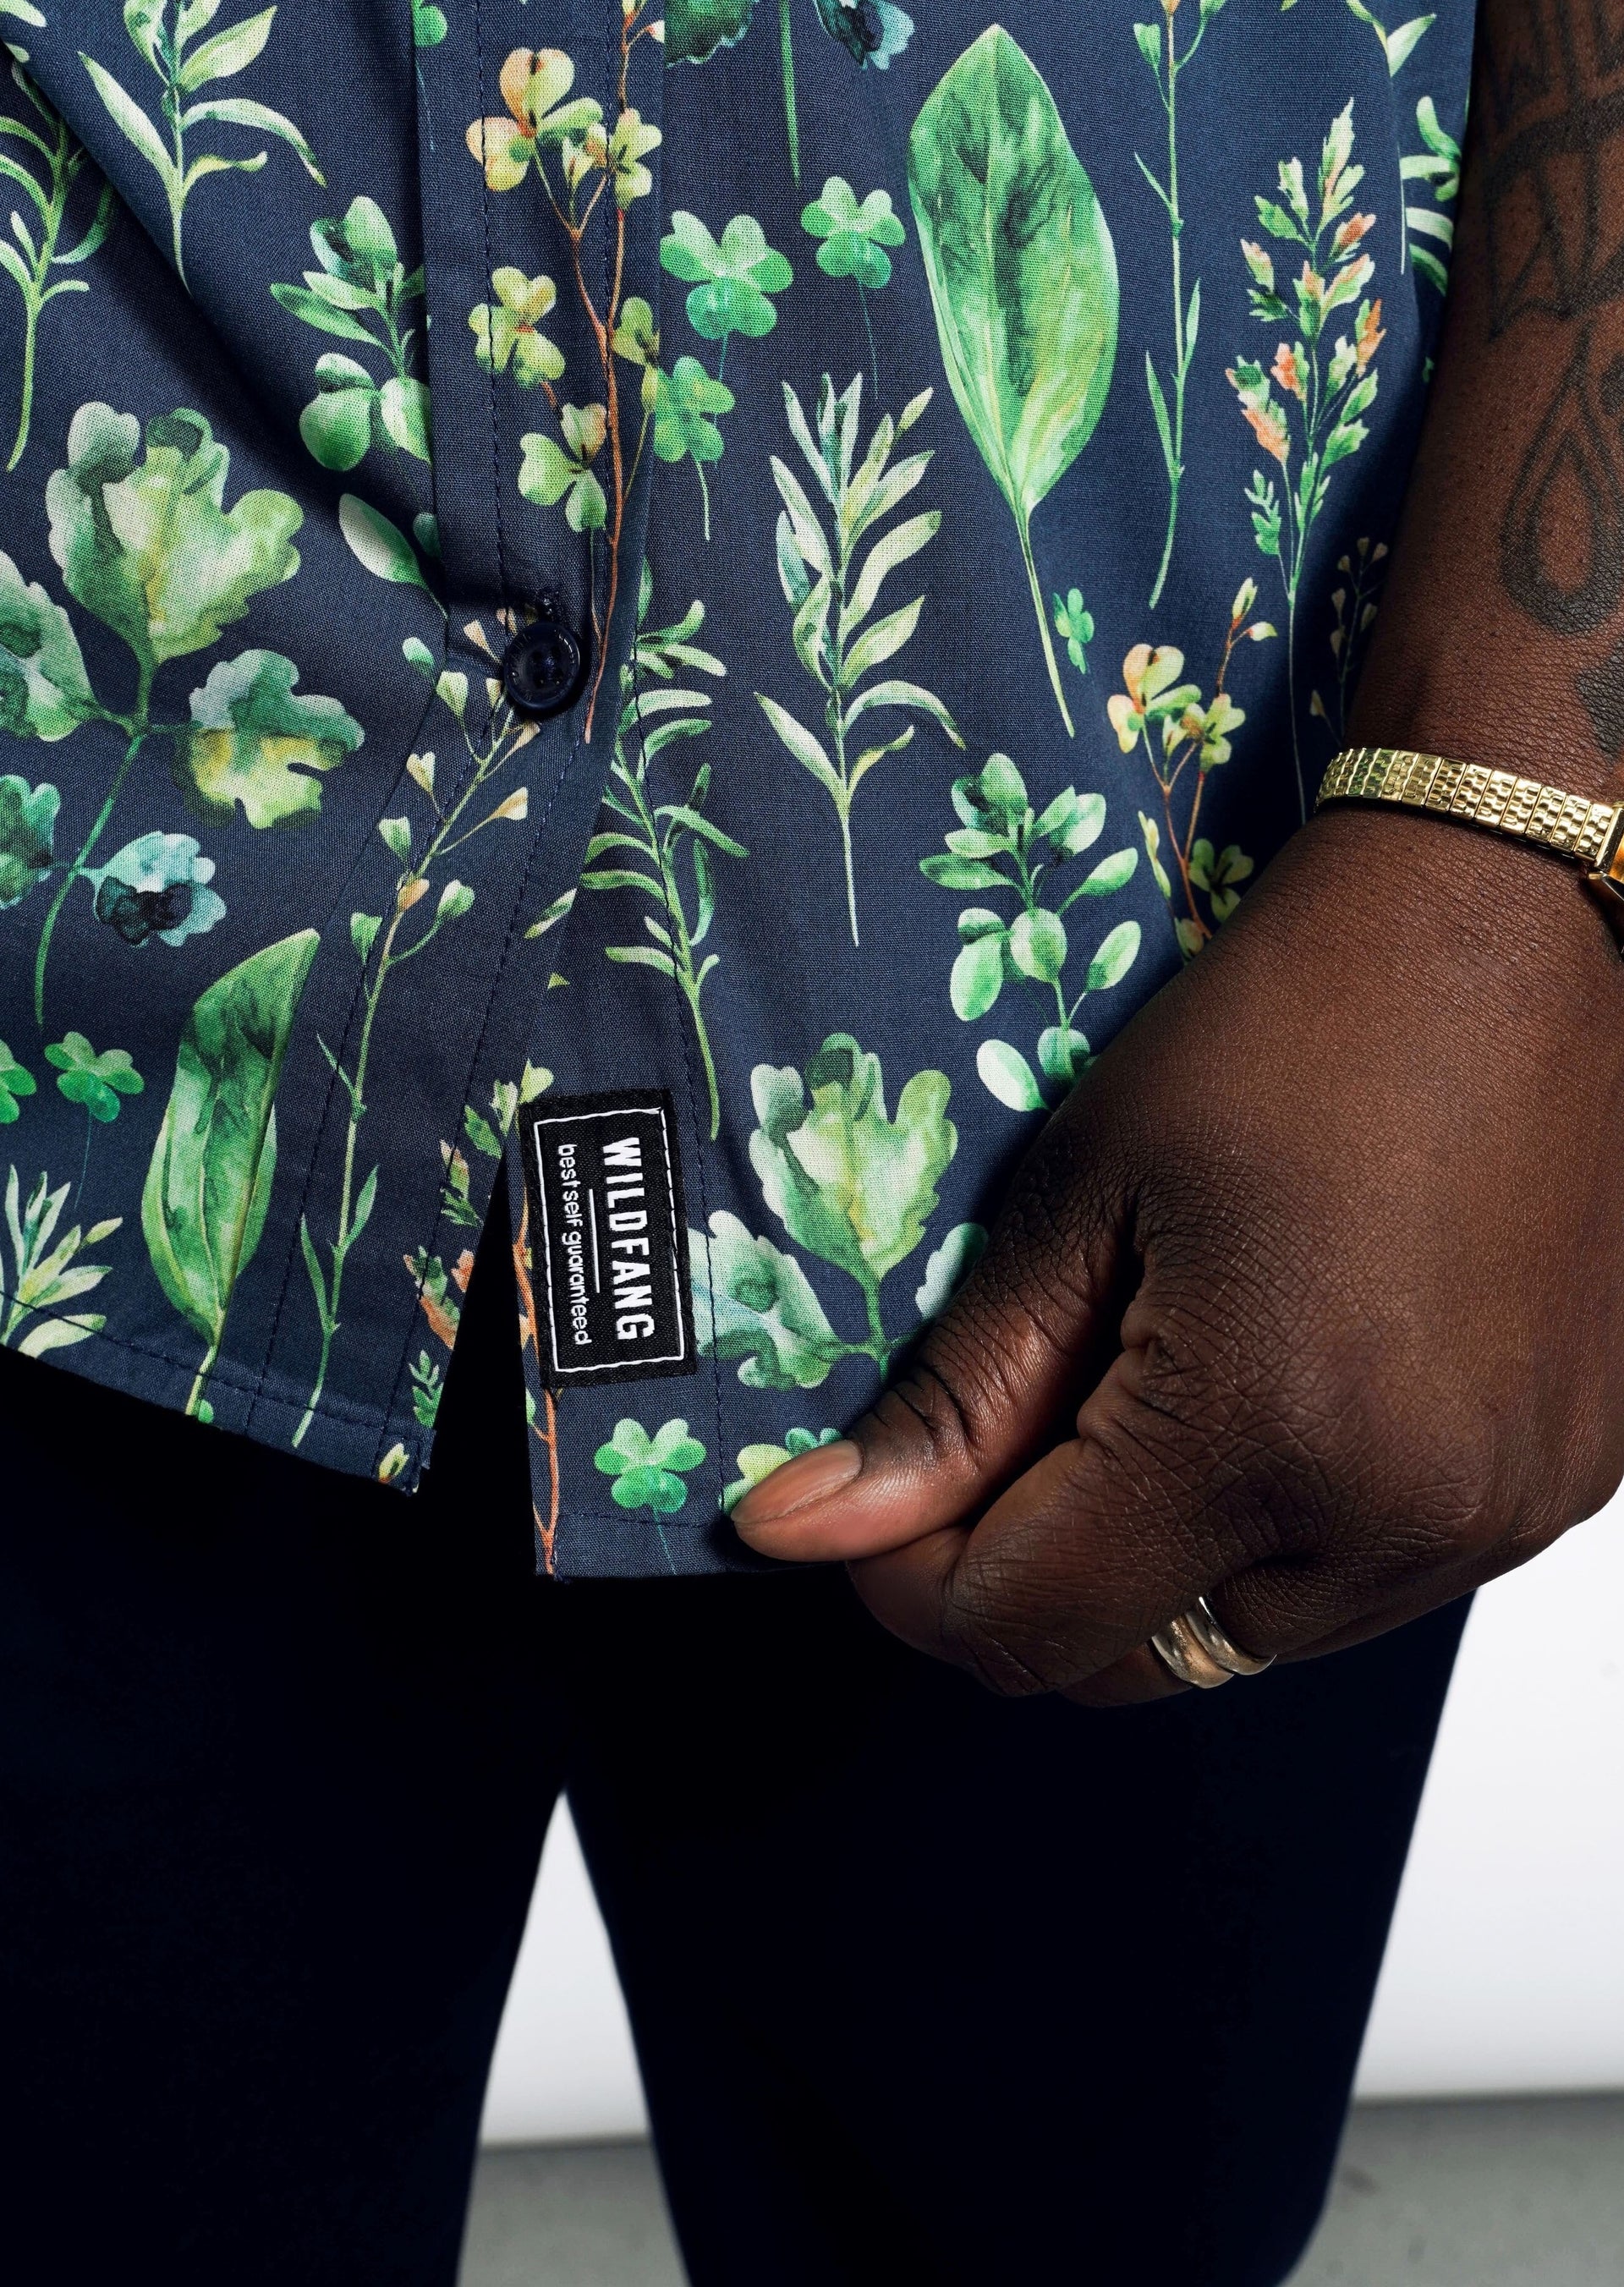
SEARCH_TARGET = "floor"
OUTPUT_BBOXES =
[460,2093,1624,2285]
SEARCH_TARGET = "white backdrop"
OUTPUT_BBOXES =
[481,1494,1624,2143]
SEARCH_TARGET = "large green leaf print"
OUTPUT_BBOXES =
[908,27,1118,736]
[142,926,319,1413]
[46,405,302,676]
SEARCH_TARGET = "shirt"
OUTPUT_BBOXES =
[0,0,1472,1575]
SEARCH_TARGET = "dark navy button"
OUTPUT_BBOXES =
[502,607,584,718]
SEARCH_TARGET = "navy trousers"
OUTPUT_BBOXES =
[0,1204,1466,2286]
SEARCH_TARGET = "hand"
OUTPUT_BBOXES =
[732,804,1624,1703]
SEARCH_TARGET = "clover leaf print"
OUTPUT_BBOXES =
[465,26,664,734]
[0,71,115,470]
[1052,588,1095,679]
[47,1031,142,1212]
[46,1032,143,1123]
[723,1425,840,1511]
[650,359,734,541]
[800,177,904,390]
[85,830,225,946]
[921,754,1141,1109]
[693,1033,962,1387]
[595,1417,707,1570]
[0,1039,35,1123]
[756,375,962,944]
[1,1162,120,1357]
[470,269,566,392]
[411,1,447,47]
[518,403,609,533]
[80,1,323,287]
[661,211,793,379]
[909,29,1118,738]
[271,196,430,470]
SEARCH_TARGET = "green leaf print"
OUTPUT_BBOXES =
[0,772,58,908]
[752,1032,954,1334]
[913,1220,985,1319]
[1228,101,1383,814]
[80,1,323,286]
[689,1209,842,1390]
[666,0,758,66]
[921,754,1141,1107]
[0,69,116,472]
[0,551,97,740]
[1,1163,121,1357]
[583,568,741,1138]
[1133,0,1231,608]
[908,27,1118,736]
[694,1036,960,1387]
[47,405,302,675]
[173,650,364,827]
[142,926,320,1414]
[1401,96,1460,292]
[756,376,962,945]
[272,196,431,470]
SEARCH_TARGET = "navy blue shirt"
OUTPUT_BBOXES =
[0,0,1471,1572]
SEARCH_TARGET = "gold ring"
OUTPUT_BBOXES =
[1149,1597,1276,1690]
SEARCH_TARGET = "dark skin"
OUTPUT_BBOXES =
[733,0,1624,1702]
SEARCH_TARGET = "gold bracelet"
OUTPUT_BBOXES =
[1318,745,1624,925]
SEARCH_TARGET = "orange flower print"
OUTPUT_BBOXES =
[1332,211,1374,259]
[1270,343,1305,401]
[1356,299,1385,370]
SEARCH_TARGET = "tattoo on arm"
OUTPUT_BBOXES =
[1487,0,1624,747]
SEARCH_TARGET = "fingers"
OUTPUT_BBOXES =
[732,1104,1127,1563]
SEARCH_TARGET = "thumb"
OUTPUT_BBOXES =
[731,1138,1126,1562]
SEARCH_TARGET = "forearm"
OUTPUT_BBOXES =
[1352,0,1624,801]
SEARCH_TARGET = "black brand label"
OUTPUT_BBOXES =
[524,1090,695,1387]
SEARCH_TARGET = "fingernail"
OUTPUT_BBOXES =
[732,1439,862,1533]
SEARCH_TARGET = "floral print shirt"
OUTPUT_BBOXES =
[0,0,1472,1574]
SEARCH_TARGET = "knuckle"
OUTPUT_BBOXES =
[939,1551,1075,1699]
